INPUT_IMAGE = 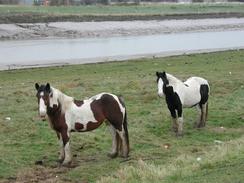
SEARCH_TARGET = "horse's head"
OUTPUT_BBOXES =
[35,83,59,118]
[156,71,169,97]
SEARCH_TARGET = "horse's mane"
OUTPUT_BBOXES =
[51,87,74,113]
[166,73,183,86]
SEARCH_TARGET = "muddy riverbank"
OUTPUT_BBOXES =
[1,17,244,40]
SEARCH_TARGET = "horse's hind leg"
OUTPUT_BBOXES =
[108,125,118,158]
[117,127,129,158]
[201,103,208,127]
[107,121,129,158]
[196,103,207,128]
[195,104,203,128]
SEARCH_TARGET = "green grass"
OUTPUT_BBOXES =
[2,4,244,23]
[0,50,244,182]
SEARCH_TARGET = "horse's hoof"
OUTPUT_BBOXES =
[197,125,204,128]
[35,160,44,165]
[195,122,205,128]
[56,158,64,164]
[107,152,118,159]
[176,132,184,137]
[120,153,129,158]
[62,160,72,167]
[62,163,72,168]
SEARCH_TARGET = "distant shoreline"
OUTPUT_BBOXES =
[1,12,244,24]
[1,17,244,41]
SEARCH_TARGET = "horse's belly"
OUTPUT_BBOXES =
[182,93,201,108]
[65,106,99,132]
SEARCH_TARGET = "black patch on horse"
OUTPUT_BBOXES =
[156,71,169,85]
[74,99,84,107]
[35,83,51,95]
[156,71,182,118]
[199,84,209,106]
[165,86,182,118]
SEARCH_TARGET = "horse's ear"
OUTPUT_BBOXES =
[35,83,39,91]
[162,71,166,77]
[156,72,159,77]
[46,83,51,93]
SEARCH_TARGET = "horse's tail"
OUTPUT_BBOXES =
[206,84,210,122]
[119,96,129,153]
[123,109,129,152]
[205,102,208,122]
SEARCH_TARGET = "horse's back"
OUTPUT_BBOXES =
[92,92,122,104]
[184,76,209,88]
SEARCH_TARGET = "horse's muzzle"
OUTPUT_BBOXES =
[39,110,47,119]
[39,114,46,120]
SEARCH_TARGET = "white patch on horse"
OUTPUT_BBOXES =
[39,96,46,117]
[63,141,71,165]
[157,78,164,97]
[66,100,98,131]
[49,88,59,108]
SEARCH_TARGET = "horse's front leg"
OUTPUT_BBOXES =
[177,116,184,136]
[56,132,65,163]
[177,107,183,136]
[169,107,178,133]
[171,117,178,133]
[60,130,72,165]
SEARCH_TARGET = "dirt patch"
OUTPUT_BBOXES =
[1,163,78,183]
[15,166,69,183]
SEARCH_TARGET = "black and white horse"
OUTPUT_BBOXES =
[156,72,210,136]
[35,83,129,165]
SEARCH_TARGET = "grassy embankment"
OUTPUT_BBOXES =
[0,50,244,182]
[1,3,244,23]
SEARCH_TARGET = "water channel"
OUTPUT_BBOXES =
[1,30,244,70]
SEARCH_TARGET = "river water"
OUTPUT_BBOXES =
[1,30,244,70]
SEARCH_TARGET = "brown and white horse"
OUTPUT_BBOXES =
[35,83,129,165]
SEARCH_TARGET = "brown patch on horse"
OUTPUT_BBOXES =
[90,99,105,122]
[47,103,69,145]
[87,121,103,131]
[74,99,84,107]
[75,123,84,131]
[91,94,123,131]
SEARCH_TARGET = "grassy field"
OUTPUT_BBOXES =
[1,3,244,23]
[0,50,244,182]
